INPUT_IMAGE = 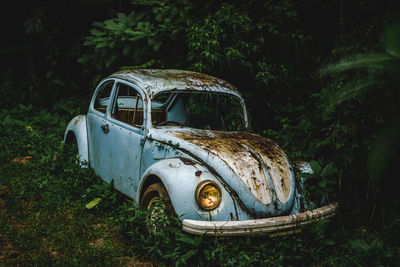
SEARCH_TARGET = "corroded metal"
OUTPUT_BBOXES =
[168,130,294,210]
[64,69,338,236]
[109,69,241,98]
[182,202,339,236]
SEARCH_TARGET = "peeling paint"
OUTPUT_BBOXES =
[109,69,240,99]
[170,130,293,205]
[182,202,339,236]
[180,157,196,165]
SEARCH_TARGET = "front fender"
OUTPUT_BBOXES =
[137,158,242,221]
[64,115,89,165]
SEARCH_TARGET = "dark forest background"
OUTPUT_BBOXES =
[1,0,400,265]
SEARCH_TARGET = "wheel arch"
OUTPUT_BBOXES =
[137,158,239,221]
[139,174,163,206]
[64,115,89,165]
[65,130,77,144]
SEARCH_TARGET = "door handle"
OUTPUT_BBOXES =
[101,124,109,134]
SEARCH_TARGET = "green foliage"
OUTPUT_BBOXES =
[79,1,308,101]
[319,22,400,220]
[187,4,255,72]
[79,0,195,77]
[299,161,338,209]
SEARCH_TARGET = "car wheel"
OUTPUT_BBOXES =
[141,183,174,235]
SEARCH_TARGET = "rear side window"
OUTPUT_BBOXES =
[94,81,114,113]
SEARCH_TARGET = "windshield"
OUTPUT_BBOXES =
[151,92,246,131]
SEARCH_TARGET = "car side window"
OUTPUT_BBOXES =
[112,83,143,127]
[94,80,114,113]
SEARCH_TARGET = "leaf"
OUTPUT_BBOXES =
[85,198,102,209]
[350,239,369,252]
[95,43,107,49]
[318,180,327,187]
[176,232,202,246]
[368,116,400,184]
[321,162,338,176]
[104,19,120,31]
[323,239,335,246]
[117,13,128,22]
[123,46,130,55]
[152,40,162,51]
[90,28,106,36]
[309,160,321,174]
[181,249,198,261]
[124,29,137,35]
[384,23,400,59]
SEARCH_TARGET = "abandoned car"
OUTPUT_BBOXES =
[64,69,338,236]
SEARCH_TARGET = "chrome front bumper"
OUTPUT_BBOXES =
[182,202,338,236]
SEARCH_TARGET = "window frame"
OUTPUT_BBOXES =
[108,80,147,131]
[90,78,116,117]
[150,91,249,131]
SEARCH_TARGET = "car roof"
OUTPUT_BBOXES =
[108,69,241,99]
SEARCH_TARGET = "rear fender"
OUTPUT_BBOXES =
[64,115,89,165]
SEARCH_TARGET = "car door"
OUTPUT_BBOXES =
[102,81,145,198]
[86,79,115,182]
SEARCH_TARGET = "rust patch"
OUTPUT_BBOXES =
[230,212,238,221]
[109,69,241,99]
[195,170,202,177]
[171,130,292,203]
[180,158,196,165]
[126,69,236,92]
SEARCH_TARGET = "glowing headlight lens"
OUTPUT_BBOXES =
[195,180,221,210]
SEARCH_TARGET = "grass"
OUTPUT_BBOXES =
[0,104,399,266]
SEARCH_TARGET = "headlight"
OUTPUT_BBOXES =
[195,180,221,210]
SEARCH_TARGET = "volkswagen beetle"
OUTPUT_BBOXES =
[64,69,338,236]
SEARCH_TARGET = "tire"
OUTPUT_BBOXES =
[141,183,175,235]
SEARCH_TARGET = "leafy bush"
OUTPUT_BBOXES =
[318,23,400,222]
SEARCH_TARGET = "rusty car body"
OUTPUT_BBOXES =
[64,69,338,236]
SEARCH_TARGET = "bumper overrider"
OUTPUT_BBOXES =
[182,202,339,236]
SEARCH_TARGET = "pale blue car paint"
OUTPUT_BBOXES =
[64,69,306,224]
[138,158,246,221]
[145,127,297,218]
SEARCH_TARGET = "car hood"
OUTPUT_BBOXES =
[149,127,296,217]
